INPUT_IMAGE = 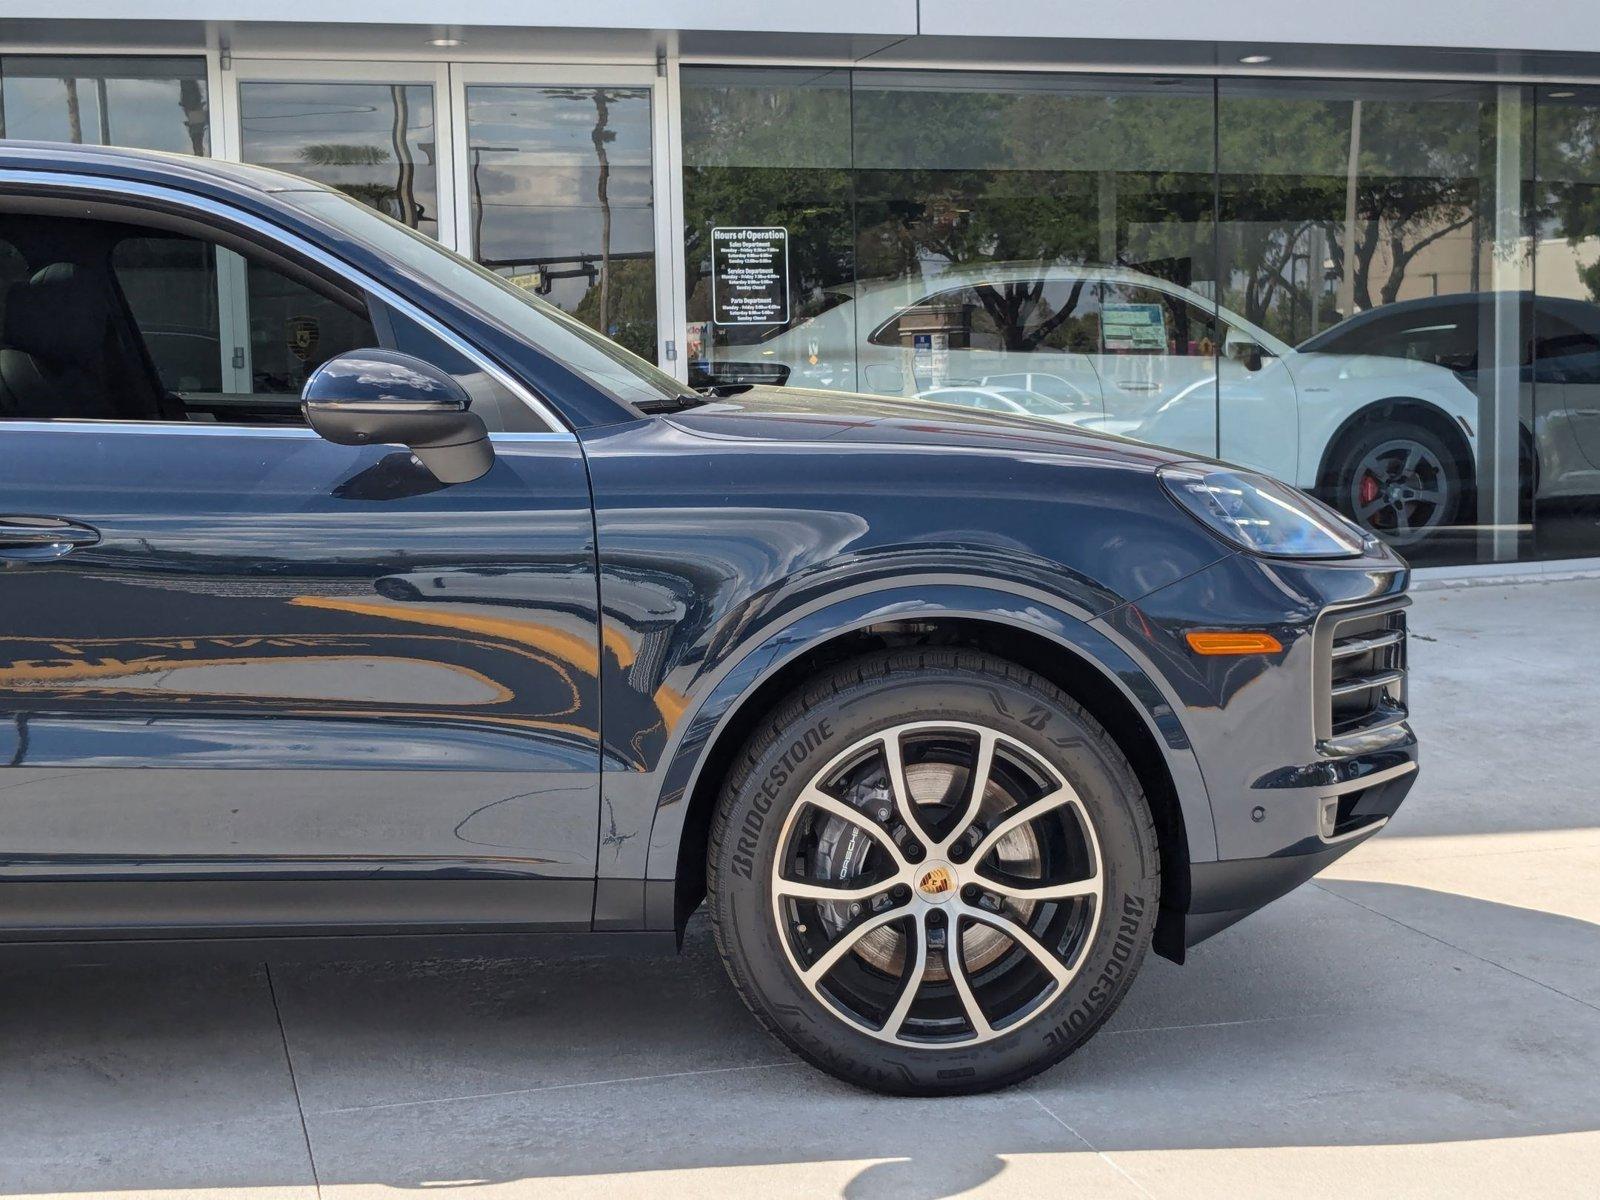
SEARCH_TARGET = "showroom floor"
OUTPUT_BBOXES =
[5,577,1600,1199]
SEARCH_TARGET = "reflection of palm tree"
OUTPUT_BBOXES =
[299,142,413,223]
[549,87,627,336]
[591,89,615,336]
[63,77,83,143]
[301,142,390,166]
[179,77,208,155]
[390,85,419,228]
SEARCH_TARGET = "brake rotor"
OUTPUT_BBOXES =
[814,757,1041,980]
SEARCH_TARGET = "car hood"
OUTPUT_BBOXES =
[662,385,1189,472]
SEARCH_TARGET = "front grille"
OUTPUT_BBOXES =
[1318,604,1408,741]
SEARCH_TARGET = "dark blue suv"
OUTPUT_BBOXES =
[0,144,1417,1094]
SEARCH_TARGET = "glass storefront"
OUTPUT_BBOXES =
[682,68,1592,567]
[1531,86,1600,561]
[1216,79,1526,565]
[238,81,442,237]
[0,56,208,154]
[463,83,658,360]
[9,52,1600,567]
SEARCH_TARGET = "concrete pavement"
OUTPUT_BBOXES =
[5,577,1600,1198]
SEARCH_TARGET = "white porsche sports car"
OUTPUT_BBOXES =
[738,264,1481,546]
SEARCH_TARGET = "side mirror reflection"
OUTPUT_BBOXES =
[302,349,494,484]
[1226,339,1265,373]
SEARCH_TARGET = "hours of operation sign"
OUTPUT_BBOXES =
[711,226,790,325]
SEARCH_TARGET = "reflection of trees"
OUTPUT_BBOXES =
[0,68,209,154]
[178,77,209,155]
[301,142,399,213]
[681,78,1216,349]
[294,86,424,229]
[681,76,855,342]
[1535,101,1600,303]
[1220,94,1494,339]
[851,87,1213,290]
[574,258,656,359]
[63,77,83,143]
[682,72,1551,349]
[543,87,643,343]
[390,84,420,228]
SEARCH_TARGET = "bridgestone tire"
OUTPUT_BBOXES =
[707,649,1160,1095]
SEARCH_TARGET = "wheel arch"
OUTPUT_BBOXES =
[1314,396,1477,498]
[648,586,1213,965]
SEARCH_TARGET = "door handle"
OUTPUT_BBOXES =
[0,516,101,561]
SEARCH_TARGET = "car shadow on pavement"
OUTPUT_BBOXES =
[3,881,1599,1198]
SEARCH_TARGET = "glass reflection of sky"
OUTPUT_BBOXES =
[465,85,656,347]
[0,72,207,154]
[239,82,439,236]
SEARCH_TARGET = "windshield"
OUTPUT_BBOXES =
[285,190,685,412]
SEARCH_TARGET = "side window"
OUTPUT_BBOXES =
[0,238,28,299]
[941,389,1007,411]
[0,212,541,432]
[1318,308,1479,373]
[869,286,1003,350]
[871,279,1098,354]
[1033,279,1101,352]
[113,233,376,423]
[112,236,224,394]
[1382,311,1478,373]
[1099,283,1218,357]
[1533,312,1600,385]
[374,301,548,433]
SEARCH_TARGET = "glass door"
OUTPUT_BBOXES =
[451,64,675,366]
[224,60,456,240]
[212,61,457,402]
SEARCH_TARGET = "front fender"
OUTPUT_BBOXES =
[637,579,1219,891]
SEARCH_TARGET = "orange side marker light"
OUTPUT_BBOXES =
[1185,631,1283,656]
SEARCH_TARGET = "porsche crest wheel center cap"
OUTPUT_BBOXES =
[917,862,957,903]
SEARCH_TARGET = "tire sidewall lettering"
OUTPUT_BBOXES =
[1042,892,1148,1050]
[730,716,834,880]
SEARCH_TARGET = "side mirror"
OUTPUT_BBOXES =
[302,349,493,484]
[1225,338,1265,373]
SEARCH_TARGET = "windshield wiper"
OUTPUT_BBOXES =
[634,391,712,414]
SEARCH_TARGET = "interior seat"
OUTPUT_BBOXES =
[0,258,173,422]
[0,262,122,420]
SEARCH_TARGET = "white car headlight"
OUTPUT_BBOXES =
[1158,464,1369,559]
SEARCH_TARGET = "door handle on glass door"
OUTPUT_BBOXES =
[0,516,102,560]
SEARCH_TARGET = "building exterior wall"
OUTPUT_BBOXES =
[3,14,1600,569]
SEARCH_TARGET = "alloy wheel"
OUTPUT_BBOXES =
[769,720,1104,1047]
[1349,437,1451,545]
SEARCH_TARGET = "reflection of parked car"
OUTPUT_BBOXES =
[748,264,1482,546]
[1299,291,1600,506]
[916,384,1088,420]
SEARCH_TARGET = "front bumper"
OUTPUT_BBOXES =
[1183,754,1416,948]
[1095,546,1418,959]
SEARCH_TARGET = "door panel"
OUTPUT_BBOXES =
[1218,347,1300,482]
[0,426,600,884]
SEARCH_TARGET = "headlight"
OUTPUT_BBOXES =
[1158,464,1368,559]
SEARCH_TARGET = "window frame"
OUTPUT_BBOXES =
[0,171,566,437]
